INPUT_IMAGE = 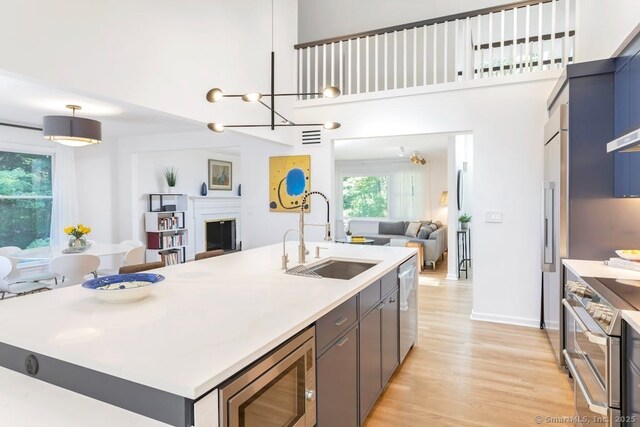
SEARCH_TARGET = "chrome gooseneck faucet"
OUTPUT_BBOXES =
[298,191,332,264]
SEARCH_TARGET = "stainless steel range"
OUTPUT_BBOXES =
[563,277,636,427]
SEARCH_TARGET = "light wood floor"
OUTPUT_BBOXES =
[364,262,574,426]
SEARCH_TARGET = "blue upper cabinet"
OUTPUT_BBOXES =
[613,47,640,198]
[630,51,640,131]
[615,60,630,137]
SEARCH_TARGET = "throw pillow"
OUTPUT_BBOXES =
[379,221,406,235]
[417,227,431,239]
[429,223,438,232]
[434,221,443,228]
[405,221,421,238]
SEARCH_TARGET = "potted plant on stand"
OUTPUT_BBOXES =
[163,167,178,193]
[459,213,471,230]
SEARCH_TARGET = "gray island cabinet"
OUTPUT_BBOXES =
[316,267,403,427]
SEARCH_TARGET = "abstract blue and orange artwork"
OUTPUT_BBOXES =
[269,155,311,212]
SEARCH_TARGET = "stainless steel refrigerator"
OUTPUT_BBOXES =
[542,60,640,367]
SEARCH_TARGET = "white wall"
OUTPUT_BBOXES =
[293,74,558,327]
[0,0,298,145]
[576,0,640,61]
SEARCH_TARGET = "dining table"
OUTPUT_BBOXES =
[12,243,133,261]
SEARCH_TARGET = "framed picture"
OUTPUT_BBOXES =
[208,159,232,191]
[269,155,311,212]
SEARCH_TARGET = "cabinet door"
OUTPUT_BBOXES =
[380,270,398,297]
[615,152,631,198]
[630,52,640,130]
[381,288,399,384]
[317,326,359,427]
[615,60,630,137]
[630,153,640,197]
[359,307,382,422]
[626,362,640,422]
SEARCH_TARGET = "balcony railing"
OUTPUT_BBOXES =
[294,0,575,100]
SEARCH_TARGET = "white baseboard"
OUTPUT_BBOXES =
[445,273,458,281]
[470,310,540,329]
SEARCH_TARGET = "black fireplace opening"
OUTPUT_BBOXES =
[206,219,237,252]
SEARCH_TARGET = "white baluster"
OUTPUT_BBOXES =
[500,9,505,76]
[306,46,311,100]
[512,7,518,74]
[489,12,494,77]
[476,14,482,79]
[551,0,557,69]
[366,36,370,93]
[564,0,570,66]
[394,31,398,89]
[339,41,344,94]
[298,48,302,98]
[423,25,428,85]
[385,32,389,90]
[322,43,327,92]
[525,5,531,72]
[357,37,361,94]
[403,29,408,88]
[314,46,319,98]
[413,27,417,87]
[331,42,335,86]
[348,39,352,95]
[538,2,543,71]
[433,23,438,84]
[443,21,448,83]
[375,34,379,91]
[465,17,473,80]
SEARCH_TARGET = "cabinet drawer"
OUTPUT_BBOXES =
[316,295,357,354]
[380,269,398,297]
[627,322,640,372]
[360,280,381,316]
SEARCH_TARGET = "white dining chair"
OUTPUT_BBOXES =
[0,256,50,300]
[97,245,146,276]
[0,246,58,285]
[121,239,145,248]
[49,255,101,287]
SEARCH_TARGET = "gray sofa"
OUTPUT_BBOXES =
[362,221,447,269]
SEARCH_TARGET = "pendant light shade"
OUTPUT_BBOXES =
[43,105,101,147]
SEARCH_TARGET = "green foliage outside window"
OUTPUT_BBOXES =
[0,151,53,249]
[342,176,388,218]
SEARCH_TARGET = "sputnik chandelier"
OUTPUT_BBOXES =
[205,0,341,133]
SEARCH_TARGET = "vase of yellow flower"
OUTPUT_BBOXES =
[64,224,91,250]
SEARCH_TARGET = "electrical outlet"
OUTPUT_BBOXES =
[485,211,503,223]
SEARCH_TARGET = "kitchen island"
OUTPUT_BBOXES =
[0,242,417,426]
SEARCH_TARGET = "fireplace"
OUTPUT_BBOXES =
[205,218,237,251]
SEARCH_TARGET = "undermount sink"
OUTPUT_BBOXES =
[307,260,379,280]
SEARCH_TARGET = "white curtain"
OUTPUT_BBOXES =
[389,165,428,221]
[50,147,79,245]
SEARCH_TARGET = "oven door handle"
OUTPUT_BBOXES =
[562,298,608,346]
[563,350,609,416]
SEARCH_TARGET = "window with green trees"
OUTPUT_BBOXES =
[342,176,388,218]
[0,151,53,249]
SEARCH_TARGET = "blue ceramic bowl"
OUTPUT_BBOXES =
[82,273,165,303]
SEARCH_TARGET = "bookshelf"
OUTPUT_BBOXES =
[145,194,188,265]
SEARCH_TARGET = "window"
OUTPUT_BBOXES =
[0,151,53,249]
[342,176,388,218]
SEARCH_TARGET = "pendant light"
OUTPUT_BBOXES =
[43,105,102,147]
[205,0,341,133]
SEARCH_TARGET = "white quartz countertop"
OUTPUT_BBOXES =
[563,259,640,280]
[0,242,416,400]
[0,366,169,427]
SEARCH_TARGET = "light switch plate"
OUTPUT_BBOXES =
[485,211,503,223]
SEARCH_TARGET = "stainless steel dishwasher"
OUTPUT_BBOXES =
[399,256,418,362]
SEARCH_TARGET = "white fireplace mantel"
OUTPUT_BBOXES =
[190,196,241,254]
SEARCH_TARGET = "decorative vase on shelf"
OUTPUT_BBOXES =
[460,222,469,230]
[200,182,208,196]
[346,235,352,242]
[167,186,176,194]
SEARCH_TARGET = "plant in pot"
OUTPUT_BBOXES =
[459,213,471,230]
[163,167,178,193]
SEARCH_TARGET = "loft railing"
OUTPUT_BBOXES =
[294,0,576,100]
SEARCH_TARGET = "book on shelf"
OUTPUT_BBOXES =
[608,257,640,272]
[157,216,179,231]
[161,250,181,265]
